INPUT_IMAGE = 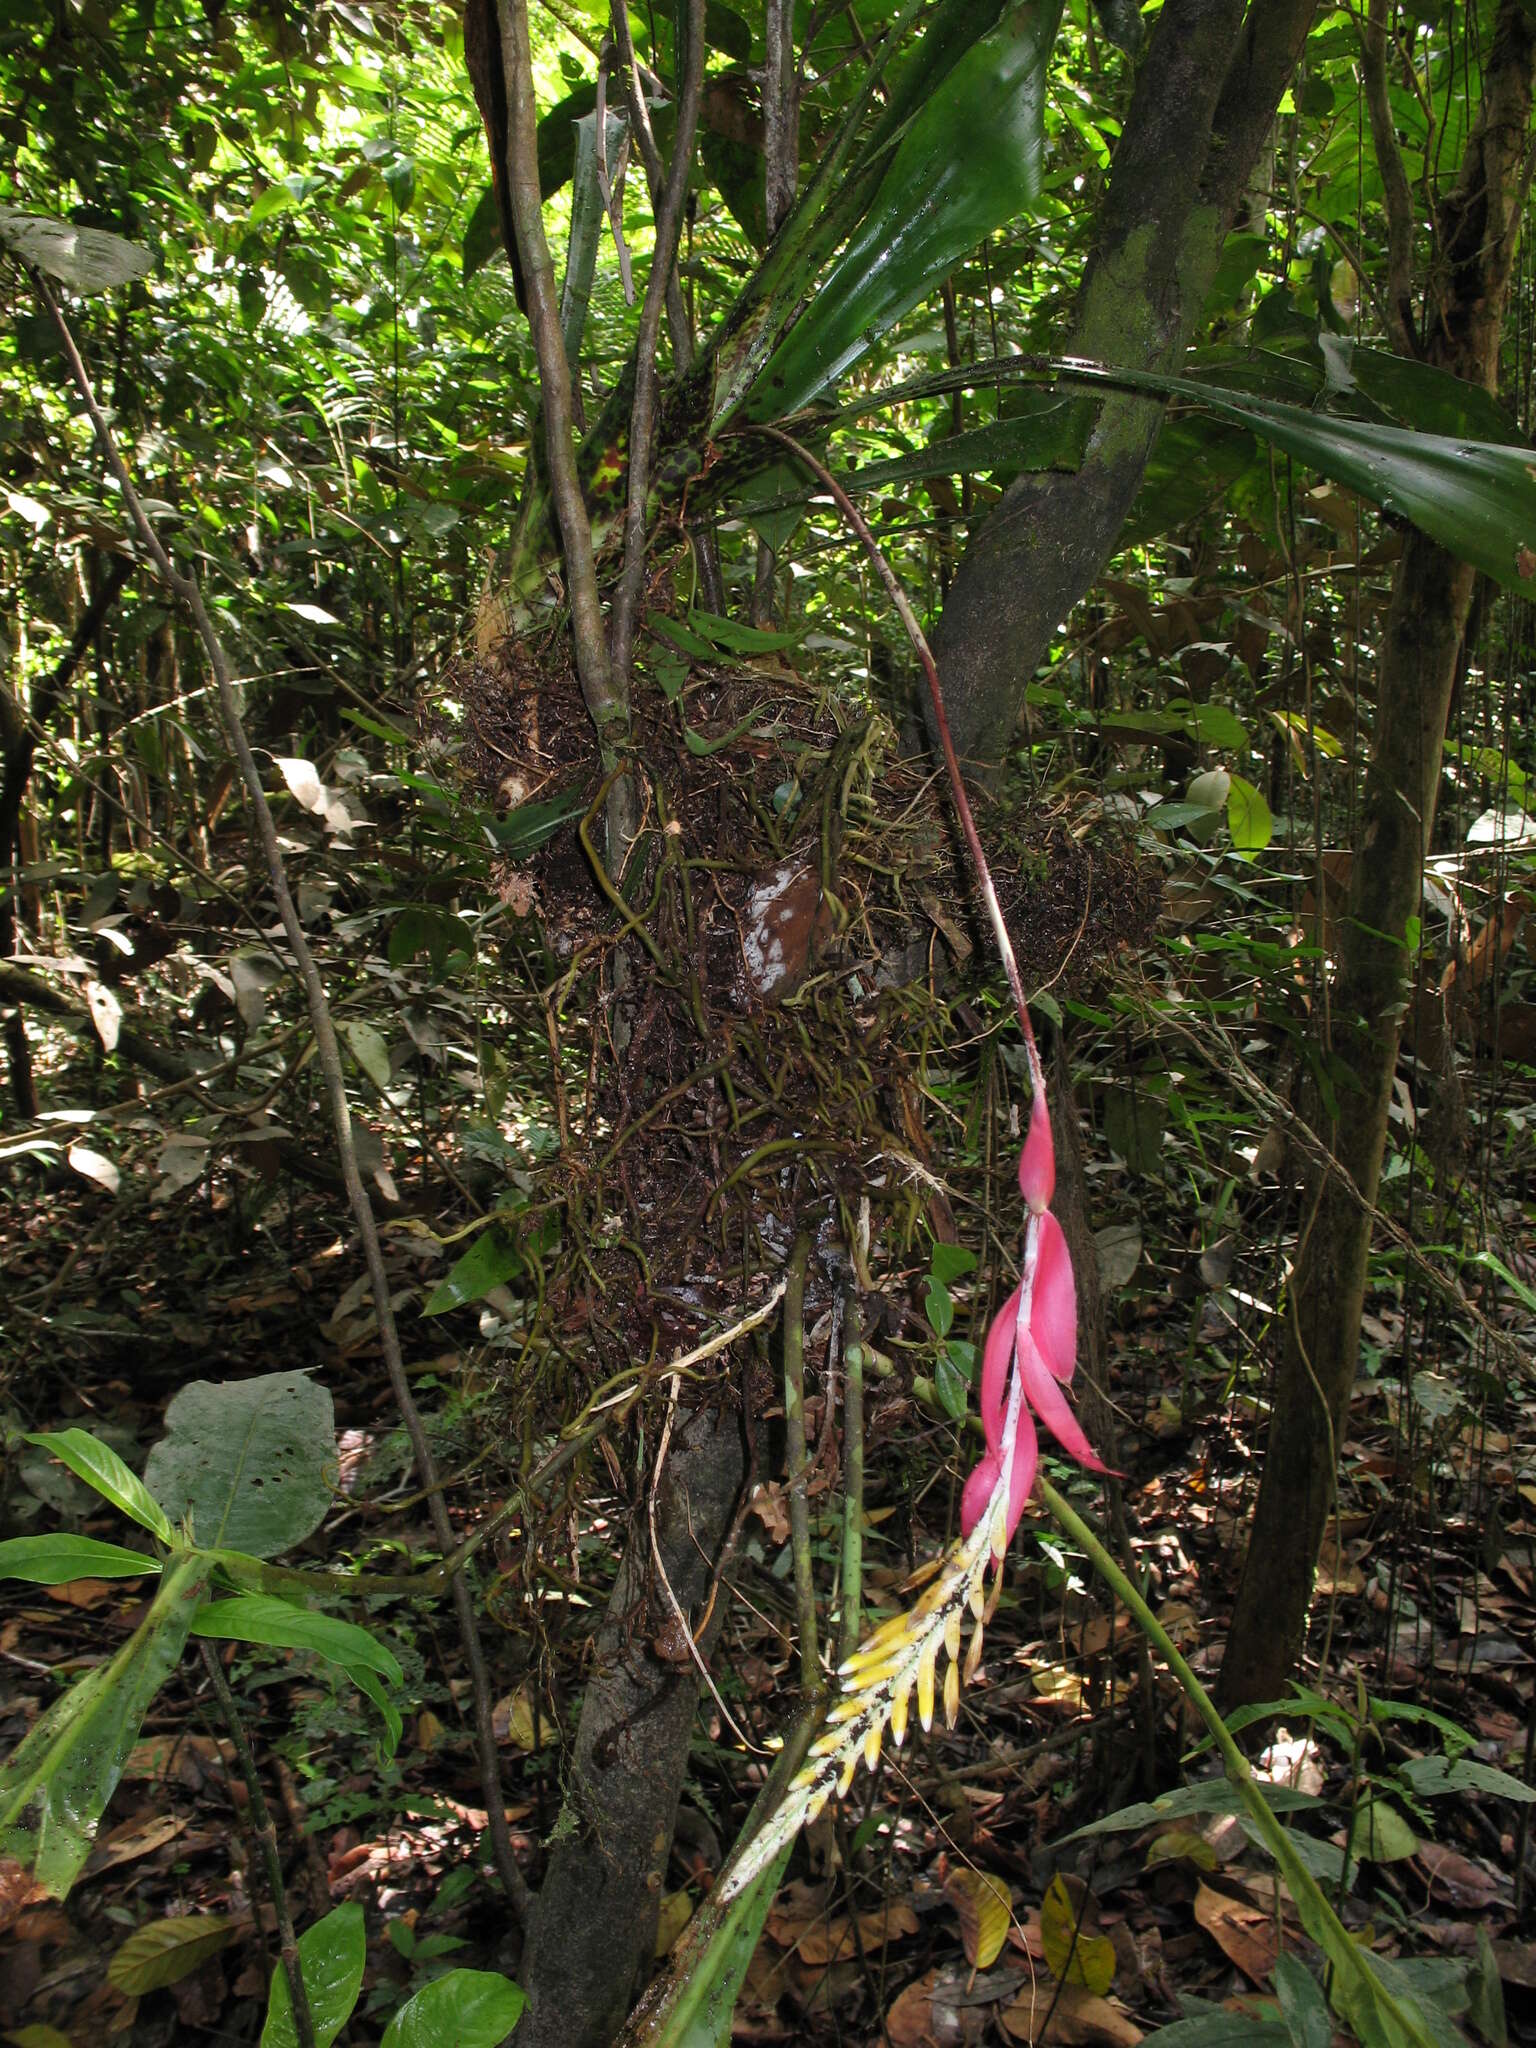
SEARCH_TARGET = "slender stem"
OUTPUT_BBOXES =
[1036,1476,1436,2048]
[497,0,624,762]
[200,1643,317,2048]
[739,423,1044,1098]
[607,0,707,704]
[837,1286,865,1664]
[783,1233,821,1692]
[36,272,534,1930]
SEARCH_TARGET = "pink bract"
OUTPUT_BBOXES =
[961,1106,1108,1545]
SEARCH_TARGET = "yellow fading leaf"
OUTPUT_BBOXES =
[654,1890,694,1957]
[1143,1828,1217,1872]
[944,1866,1013,1969]
[107,1915,235,1995]
[1041,1873,1115,1994]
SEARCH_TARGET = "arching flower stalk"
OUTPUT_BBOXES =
[722,1073,1105,1901]
[721,425,1107,1905]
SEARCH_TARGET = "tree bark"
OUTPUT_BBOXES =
[516,1403,744,2048]
[1219,0,1536,1709]
[933,0,1318,763]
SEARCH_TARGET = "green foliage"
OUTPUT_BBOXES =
[261,1903,366,2048]
[379,1969,528,2048]
[144,1372,337,1556]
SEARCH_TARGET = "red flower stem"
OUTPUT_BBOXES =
[740,423,1045,1100]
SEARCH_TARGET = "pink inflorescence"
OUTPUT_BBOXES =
[960,1091,1109,1543]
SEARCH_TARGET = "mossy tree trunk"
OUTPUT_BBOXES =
[1219,0,1536,1710]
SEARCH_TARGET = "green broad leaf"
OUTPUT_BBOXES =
[0,1534,160,1583]
[0,208,152,292]
[108,1914,235,1994]
[844,398,1091,493]
[1226,776,1273,856]
[24,1430,173,1543]
[746,0,1063,422]
[339,707,415,746]
[662,610,804,657]
[388,904,476,975]
[262,1902,366,2048]
[924,1276,955,1340]
[1273,1954,1332,2048]
[1350,1795,1418,1863]
[1057,1778,1319,1843]
[343,1018,393,1092]
[929,1242,978,1287]
[1396,1755,1536,1804]
[489,791,586,858]
[380,1969,527,2048]
[0,1551,210,1897]
[423,1229,523,1315]
[1136,2010,1290,2048]
[144,1372,337,1558]
[933,1343,970,1422]
[349,1663,405,1761]
[190,1594,403,1685]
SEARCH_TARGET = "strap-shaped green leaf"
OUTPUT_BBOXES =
[0,1551,210,1896]
[191,1593,403,1756]
[745,1,1063,423]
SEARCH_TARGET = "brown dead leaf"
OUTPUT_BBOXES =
[82,1809,188,1878]
[44,1577,118,1609]
[1194,1881,1278,1983]
[1415,1843,1509,1910]
[0,1857,49,1934]
[122,1733,229,1788]
[1001,1981,1145,2045]
[766,1895,918,1964]
[747,1482,791,1544]
[1491,1938,1536,1989]
[886,1967,992,2048]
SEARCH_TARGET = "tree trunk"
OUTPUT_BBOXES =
[517,1404,744,2048]
[1219,0,1536,1709]
[934,0,1318,763]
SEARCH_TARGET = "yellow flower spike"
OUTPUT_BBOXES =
[836,1747,859,1798]
[943,1607,962,1663]
[969,1572,988,1621]
[863,1718,883,1774]
[830,1692,870,1724]
[943,1655,960,1728]
[805,1784,830,1829]
[890,1676,911,1747]
[964,1618,985,1684]
[916,1638,938,1732]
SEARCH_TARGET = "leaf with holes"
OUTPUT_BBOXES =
[144,1372,336,1557]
